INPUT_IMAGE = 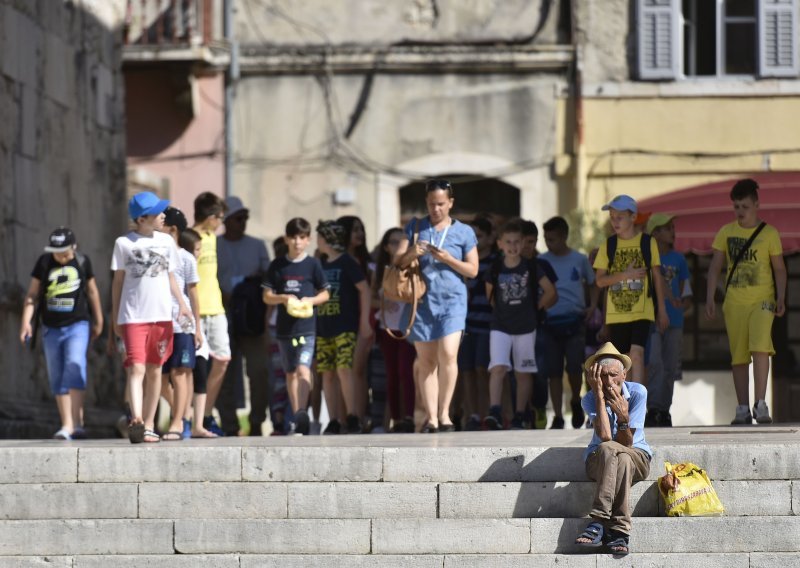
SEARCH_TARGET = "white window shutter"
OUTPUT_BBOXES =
[637,0,681,80]
[759,0,799,77]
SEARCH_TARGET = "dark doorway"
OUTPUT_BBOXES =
[399,174,520,226]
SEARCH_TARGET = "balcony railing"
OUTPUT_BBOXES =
[124,0,215,47]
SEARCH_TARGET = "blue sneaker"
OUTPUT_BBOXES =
[182,419,192,439]
[203,416,225,436]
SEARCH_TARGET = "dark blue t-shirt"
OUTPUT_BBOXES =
[485,258,540,335]
[317,253,366,338]
[263,255,329,339]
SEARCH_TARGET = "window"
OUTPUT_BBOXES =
[638,0,799,79]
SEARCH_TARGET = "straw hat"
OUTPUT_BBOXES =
[584,342,632,373]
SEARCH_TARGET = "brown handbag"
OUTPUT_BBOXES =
[381,219,426,339]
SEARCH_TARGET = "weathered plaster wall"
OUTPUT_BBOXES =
[0,0,127,436]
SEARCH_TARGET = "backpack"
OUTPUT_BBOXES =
[606,233,653,298]
[230,276,267,336]
[31,252,89,349]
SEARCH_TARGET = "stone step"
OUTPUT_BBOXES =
[1,517,799,556]
[0,479,794,520]
[3,555,800,568]
[2,426,800,483]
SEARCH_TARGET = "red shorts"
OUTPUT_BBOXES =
[121,322,174,367]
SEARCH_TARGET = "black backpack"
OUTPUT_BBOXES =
[230,276,267,336]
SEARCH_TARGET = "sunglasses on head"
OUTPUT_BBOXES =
[425,179,451,192]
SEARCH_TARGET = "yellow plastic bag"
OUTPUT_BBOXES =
[658,461,724,517]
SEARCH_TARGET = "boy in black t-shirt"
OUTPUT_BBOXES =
[315,221,373,434]
[484,220,556,430]
[262,218,330,435]
[19,228,103,440]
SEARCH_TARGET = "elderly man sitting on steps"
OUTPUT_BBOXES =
[574,342,653,556]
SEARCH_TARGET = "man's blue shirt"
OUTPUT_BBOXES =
[581,381,652,462]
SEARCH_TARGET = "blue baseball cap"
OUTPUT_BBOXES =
[129,191,170,220]
[601,195,638,214]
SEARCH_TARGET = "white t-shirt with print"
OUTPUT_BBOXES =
[171,248,200,333]
[111,231,179,325]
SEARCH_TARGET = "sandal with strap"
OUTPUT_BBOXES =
[143,429,161,443]
[606,533,630,556]
[575,521,604,549]
[128,423,145,444]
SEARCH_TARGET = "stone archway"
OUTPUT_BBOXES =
[375,152,553,238]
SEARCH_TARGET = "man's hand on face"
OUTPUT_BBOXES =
[586,363,604,399]
[603,377,629,423]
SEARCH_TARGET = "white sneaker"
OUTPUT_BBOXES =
[753,400,773,424]
[731,405,752,425]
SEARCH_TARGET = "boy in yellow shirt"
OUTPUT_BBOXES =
[706,179,786,425]
[593,195,669,385]
[192,192,232,435]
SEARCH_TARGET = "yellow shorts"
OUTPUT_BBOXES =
[722,300,776,366]
[315,332,357,372]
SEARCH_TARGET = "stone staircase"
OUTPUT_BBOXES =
[0,426,798,566]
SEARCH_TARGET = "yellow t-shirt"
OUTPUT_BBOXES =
[712,221,782,306]
[593,233,661,324]
[196,230,225,316]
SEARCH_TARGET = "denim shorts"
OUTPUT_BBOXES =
[457,331,490,371]
[162,333,197,373]
[42,321,90,395]
[277,335,316,373]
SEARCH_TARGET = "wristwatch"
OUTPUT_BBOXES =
[617,422,629,431]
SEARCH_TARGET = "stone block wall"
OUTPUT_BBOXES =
[0,0,128,436]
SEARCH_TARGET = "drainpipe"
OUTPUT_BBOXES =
[224,0,239,198]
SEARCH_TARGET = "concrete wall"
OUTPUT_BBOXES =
[235,0,566,47]
[233,0,571,249]
[0,0,128,436]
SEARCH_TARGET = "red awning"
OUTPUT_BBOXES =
[637,173,800,255]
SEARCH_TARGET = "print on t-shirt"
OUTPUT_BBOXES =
[128,248,168,278]
[609,247,646,313]
[497,271,530,306]
[726,237,759,288]
[45,265,81,312]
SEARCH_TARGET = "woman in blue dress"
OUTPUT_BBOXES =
[395,179,478,432]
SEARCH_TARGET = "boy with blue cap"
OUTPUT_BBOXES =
[593,195,669,384]
[111,192,193,443]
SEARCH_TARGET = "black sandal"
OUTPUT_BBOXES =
[605,532,630,556]
[575,521,604,549]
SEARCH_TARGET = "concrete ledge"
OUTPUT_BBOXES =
[372,519,531,554]
[288,482,437,518]
[531,516,800,554]
[0,448,77,483]
[74,555,241,567]
[713,481,793,516]
[0,558,74,568]
[174,519,371,554]
[138,482,287,519]
[439,481,657,518]
[78,447,242,482]
[0,520,174,555]
[243,447,383,481]
[651,445,800,481]
[595,553,749,567]
[751,553,800,568]
[444,555,595,567]
[241,556,444,568]
[0,483,138,520]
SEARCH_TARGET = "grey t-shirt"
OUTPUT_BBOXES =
[217,235,271,296]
